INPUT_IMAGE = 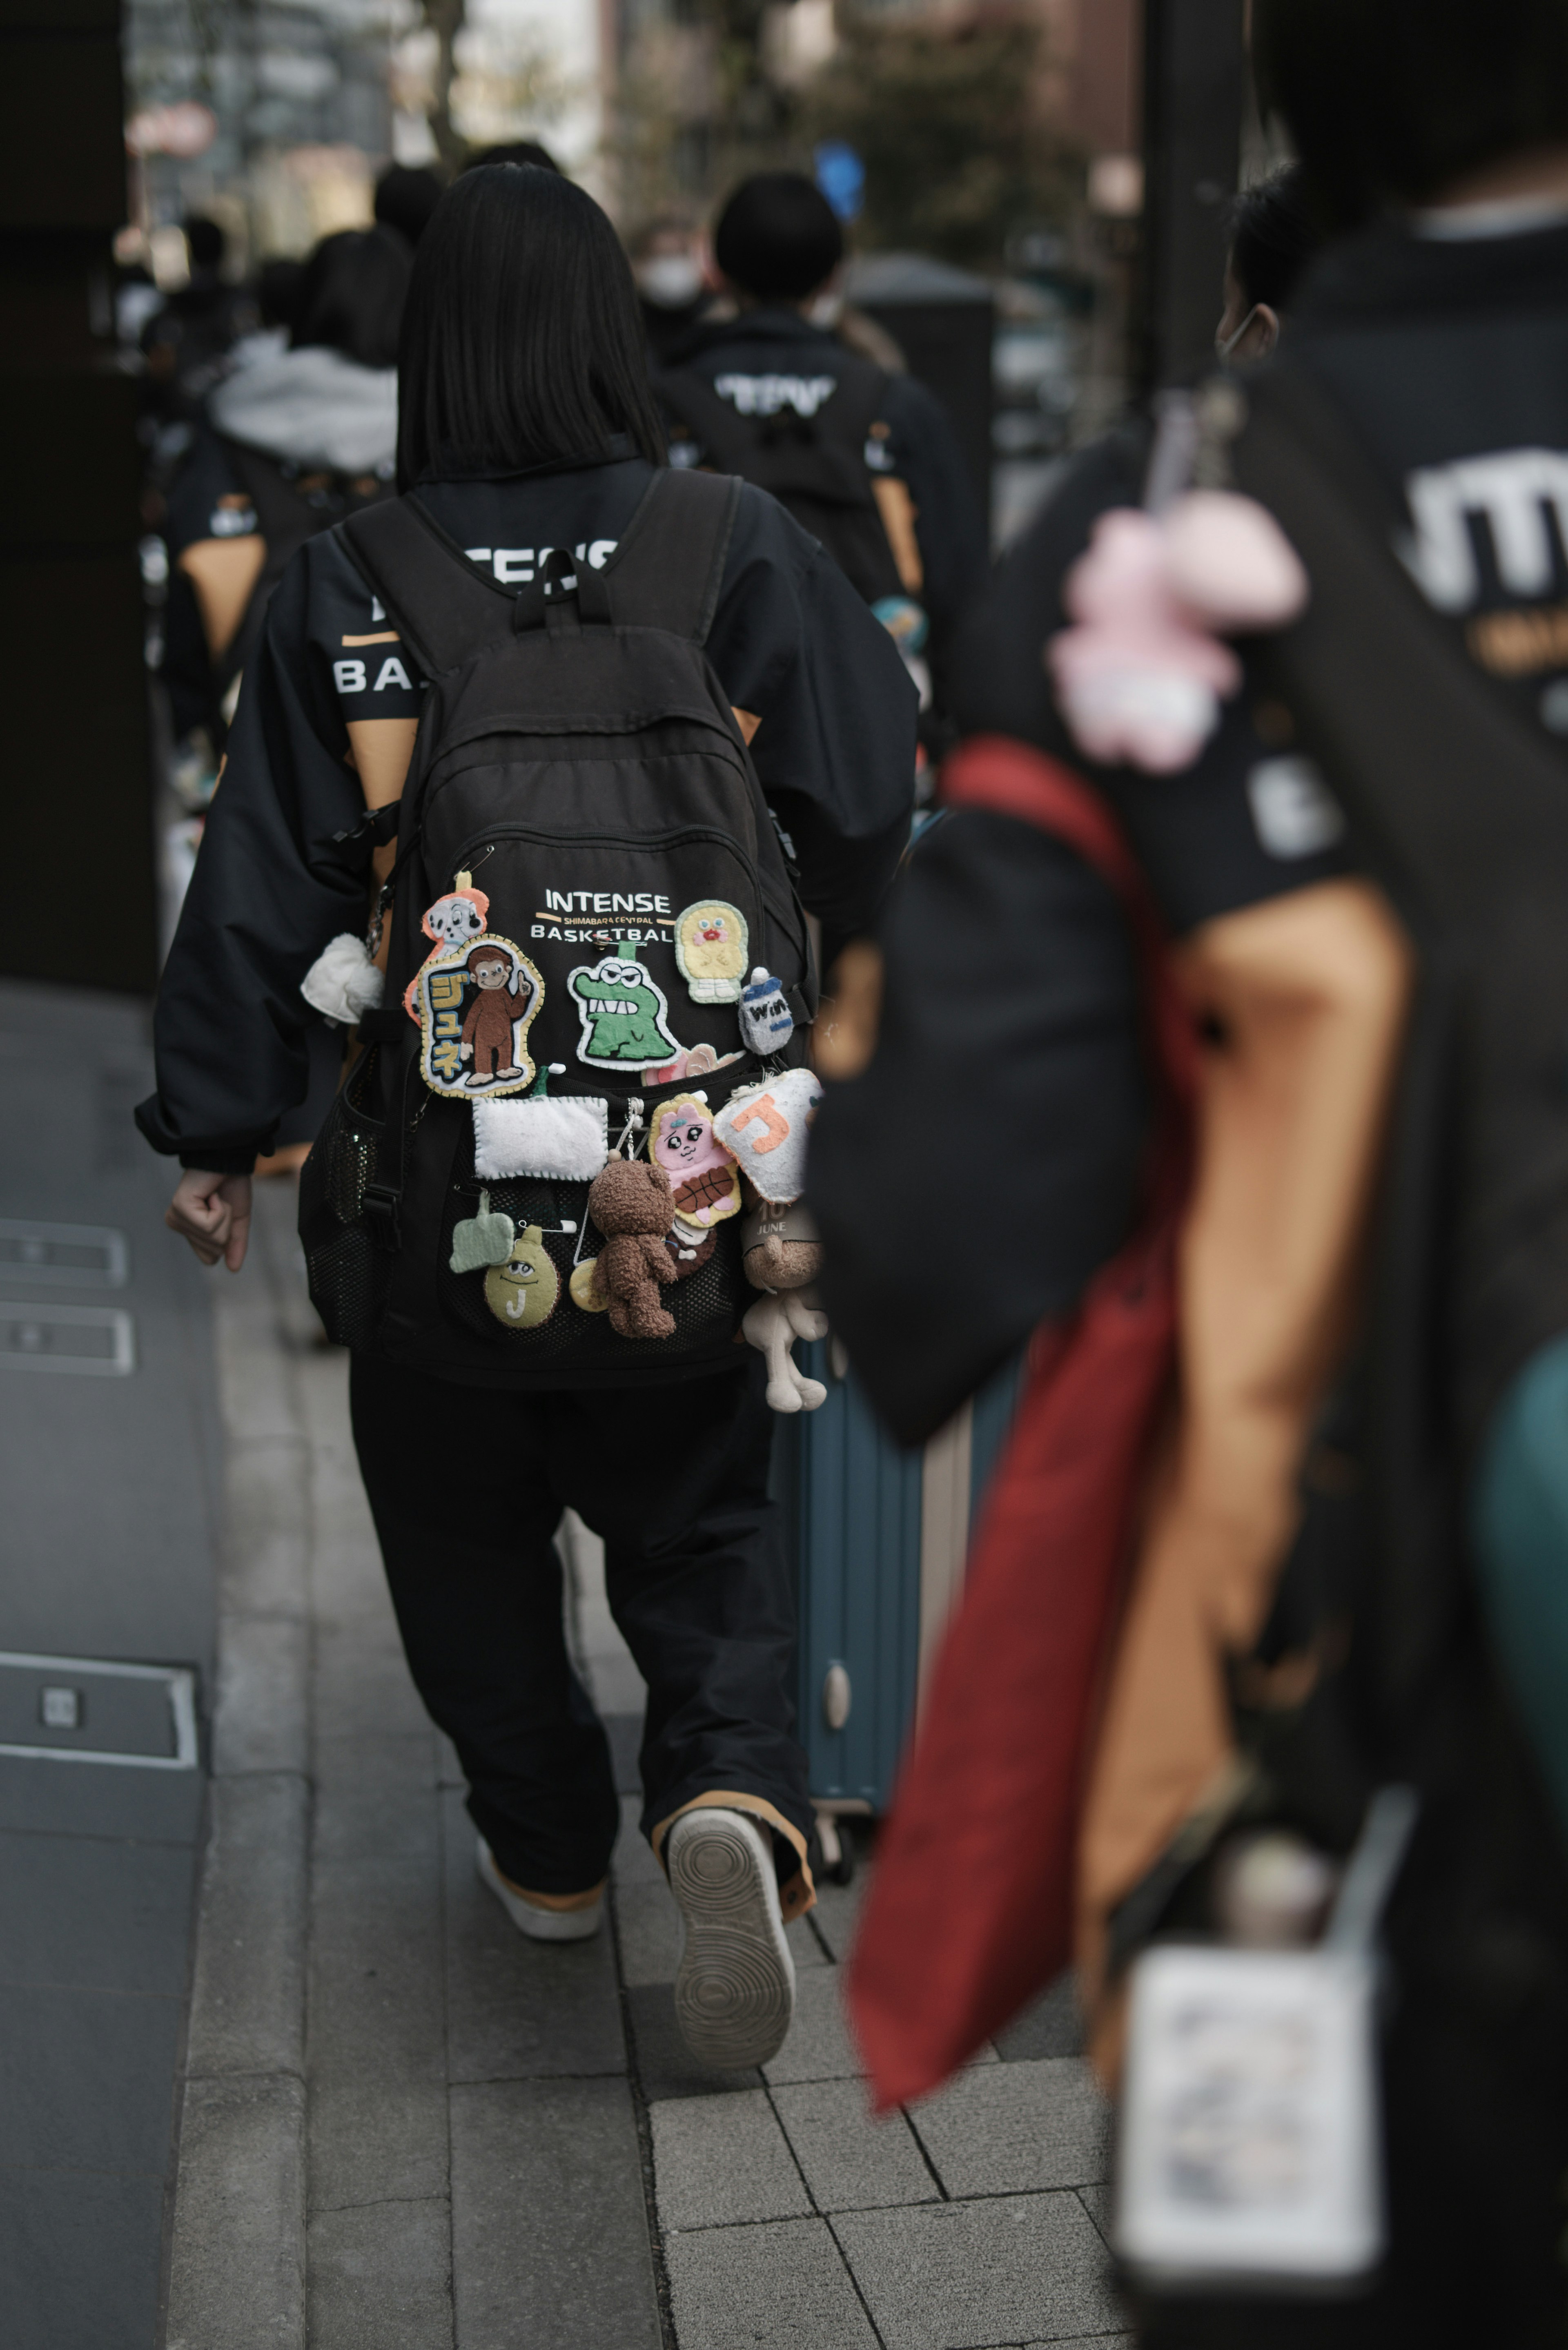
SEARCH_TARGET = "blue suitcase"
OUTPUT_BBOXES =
[773,1347,1024,1862]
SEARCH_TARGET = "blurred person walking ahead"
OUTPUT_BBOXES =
[140,163,917,2072]
[656,171,988,736]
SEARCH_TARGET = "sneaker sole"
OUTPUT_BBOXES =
[476,1838,602,1942]
[669,1809,795,2070]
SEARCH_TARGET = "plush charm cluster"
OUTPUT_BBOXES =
[1047,492,1309,774]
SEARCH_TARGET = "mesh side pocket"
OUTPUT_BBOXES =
[437,1160,748,1374]
[298,1057,393,1351]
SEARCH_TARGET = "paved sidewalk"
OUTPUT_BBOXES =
[0,982,218,2350]
[167,1179,1130,2350]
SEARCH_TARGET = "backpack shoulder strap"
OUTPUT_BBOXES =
[941,735,1198,1103]
[588,465,740,643]
[338,494,514,677]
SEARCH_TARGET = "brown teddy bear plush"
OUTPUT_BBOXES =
[587,1159,678,1339]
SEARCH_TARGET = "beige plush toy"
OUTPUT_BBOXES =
[741,1196,824,1294]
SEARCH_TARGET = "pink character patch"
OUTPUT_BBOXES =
[648,1093,741,1232]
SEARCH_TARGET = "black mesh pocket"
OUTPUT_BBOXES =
[298,1055,394,1350]
[437,1144,747,1377]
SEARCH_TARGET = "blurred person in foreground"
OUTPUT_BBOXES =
[821,41,1568,2342]
[655,171,988,740]
[813,167,1328,1442]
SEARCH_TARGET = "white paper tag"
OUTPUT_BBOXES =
[1116,1944,1384,2290]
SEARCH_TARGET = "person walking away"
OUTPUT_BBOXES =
[165,225,409,757]
[630,218,712,366]
[160,225,410,1166]
[656,171,988,754]
[141,215,254,429]
[139,163,918,2071]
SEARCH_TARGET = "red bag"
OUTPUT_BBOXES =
[846,736,1198,2111]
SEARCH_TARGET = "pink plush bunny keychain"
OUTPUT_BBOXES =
[1047,392,1309,773]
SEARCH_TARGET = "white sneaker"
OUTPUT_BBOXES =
[476,1837,603,1942]
[667,1807,796,2069]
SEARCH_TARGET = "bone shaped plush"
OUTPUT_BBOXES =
[742,1288,829,1414]
[1047,492,1309,773]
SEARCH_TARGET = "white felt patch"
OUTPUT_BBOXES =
[472,1095,610,1183]
[300,933,385,1027]
[715,1066,823,1204]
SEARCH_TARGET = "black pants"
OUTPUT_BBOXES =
[349,1349,811,1893]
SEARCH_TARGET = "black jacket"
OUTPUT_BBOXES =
[657,308,989,666]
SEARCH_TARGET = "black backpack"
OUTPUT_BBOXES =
[656,354,907,607]
[298,466,814,1387]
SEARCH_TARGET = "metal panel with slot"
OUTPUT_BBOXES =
[0,1652,198,1770]
[0,1302,135,1374]
[0,1218,129,1287]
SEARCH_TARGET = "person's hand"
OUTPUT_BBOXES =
[166,1169,253,1271]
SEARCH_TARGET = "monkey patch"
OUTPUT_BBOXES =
[415,933,543,1099]
[483,1226,561,1329]
[674,901,749,1003]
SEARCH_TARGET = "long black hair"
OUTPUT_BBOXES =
[1255,0,1568,225]
[396,165,666,488]
[291,227,411,370]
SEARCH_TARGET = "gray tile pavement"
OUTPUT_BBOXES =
[441,1786,628,2084]
[664,2215,881,2350]
[450,2078,661,2350]
[0,985,219,2350]
[909,2059,1112,2197]
[994,1973,1087,2064]
[832,2195,1123,2350]
[771,2078,942,2214]
[165,2074,307,2350]
[652,2087,813,2227]
[307,2198,454,2350]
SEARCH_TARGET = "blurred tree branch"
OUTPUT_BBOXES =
[423,0,466,173]
[805,7,1081,269]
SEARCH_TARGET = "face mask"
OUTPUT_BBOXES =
[635,254,704,311]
